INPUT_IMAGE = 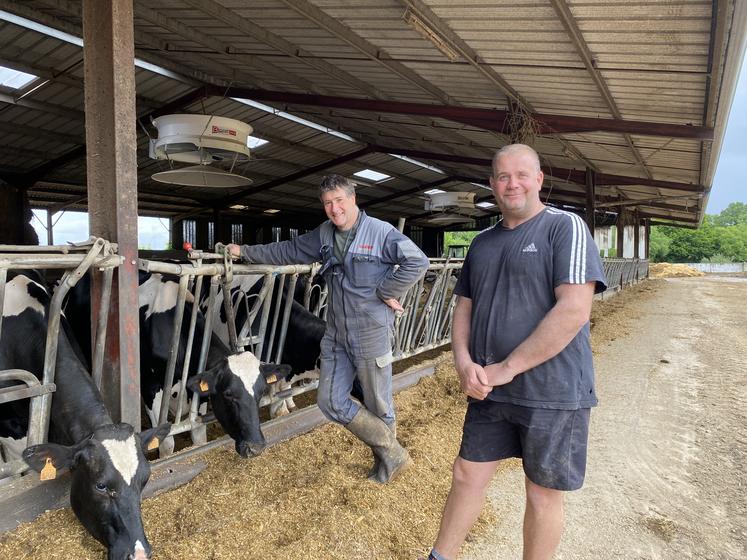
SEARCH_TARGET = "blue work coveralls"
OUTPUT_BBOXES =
[239,211,429,426]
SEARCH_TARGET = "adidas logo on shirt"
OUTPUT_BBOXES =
[522,243,538,253]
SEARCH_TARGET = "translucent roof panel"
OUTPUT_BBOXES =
[0,66,37,89]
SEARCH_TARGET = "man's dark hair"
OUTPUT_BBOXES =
[319,174,356,198]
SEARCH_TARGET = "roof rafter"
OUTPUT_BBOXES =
[220,88,713,140]
[217,146,376,208]
[548,0,653,179]
[397,0,595,169]
[179,0,386,98]
[373,146,707,193]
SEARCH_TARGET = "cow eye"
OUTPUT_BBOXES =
[95,482,107,493]
[222,389,235,401]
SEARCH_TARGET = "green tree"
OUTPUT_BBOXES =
[712,202,747,226]
[443,230,479,257]
[649,204,747,263]
[649,227,671,262]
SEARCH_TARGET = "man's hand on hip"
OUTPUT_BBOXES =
[455,358,491,400]
[383,297,404,314]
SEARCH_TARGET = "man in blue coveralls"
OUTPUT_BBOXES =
[228,174,429,483]
[424,144,607,560]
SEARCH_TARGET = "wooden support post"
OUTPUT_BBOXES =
[83,0,140,427]
[213,207,226,245]
[585,168,596,235]
[0,183,39,245]
[171,218,184,250]
[196,218,209,251]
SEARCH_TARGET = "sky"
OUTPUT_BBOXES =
[28,54,746,245]
[707,54,747,214]
[31,210,171,249]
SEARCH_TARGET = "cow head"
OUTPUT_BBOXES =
[23,422,171,560]
[187,352,289,458]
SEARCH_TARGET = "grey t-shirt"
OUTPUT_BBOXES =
[454,207,607,410]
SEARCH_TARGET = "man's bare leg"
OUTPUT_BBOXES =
[523,476,564,560]
[432,458,499,559]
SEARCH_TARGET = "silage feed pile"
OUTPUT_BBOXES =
[0,352,498,560]
[0,280,656,560]
[649,263,705,278]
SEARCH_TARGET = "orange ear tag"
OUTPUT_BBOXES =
[199,380,209,392]
[147,437,159,451]
[40,457,57,481]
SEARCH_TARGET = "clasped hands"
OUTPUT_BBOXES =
[456,359,517,400]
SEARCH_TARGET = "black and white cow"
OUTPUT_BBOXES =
[199,274,326,416]
[65,271,289,458]
[0,271,170,560]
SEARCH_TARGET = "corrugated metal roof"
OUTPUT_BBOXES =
[0,0,744,229]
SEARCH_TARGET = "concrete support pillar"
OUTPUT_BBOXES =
[585,168,596,235]
[633,211,640,259]
[645,218,651,259]
[83,0,140,426]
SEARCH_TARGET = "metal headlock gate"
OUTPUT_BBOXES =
[137,247,466,456]
[602,258,649,292]
[0,239,122,479]
[1,244,648,478]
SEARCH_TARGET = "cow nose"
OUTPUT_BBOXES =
[236,440,265,458]
[125,539,151,560]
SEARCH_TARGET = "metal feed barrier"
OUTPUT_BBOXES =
[602,258,649,292]
[138,247,467,455]
[1,242,649,472]
[0,239,121,478]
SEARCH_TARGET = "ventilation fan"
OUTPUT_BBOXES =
[149,114,254,187]
[422,191,476,226]
[426,213,475,226]
[425,191,476,212]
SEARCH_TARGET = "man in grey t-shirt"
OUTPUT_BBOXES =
[424,144,606,560]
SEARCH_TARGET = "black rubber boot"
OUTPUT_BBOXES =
[346,409,410,484]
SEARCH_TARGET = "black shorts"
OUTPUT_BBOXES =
[459,400,591,491]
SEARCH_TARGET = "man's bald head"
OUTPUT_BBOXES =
[492,144,541,176]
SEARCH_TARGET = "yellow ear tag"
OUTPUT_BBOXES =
[266,374,277,384]
[147,437,159,451]
[199,380,209,392]
[40,457,56,481]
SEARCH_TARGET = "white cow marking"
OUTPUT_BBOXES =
[2,276,46,318]
[0,435,28,462]
[147,384,189,426]
[132,540,148,560]
[101,435,139,486]
[227,352,262,397]
[139,274,194,320]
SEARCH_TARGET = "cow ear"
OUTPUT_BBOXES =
[186,369,219,396]
[259,363,292,384]
[139,423,171,451]
[23,442,78,473]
